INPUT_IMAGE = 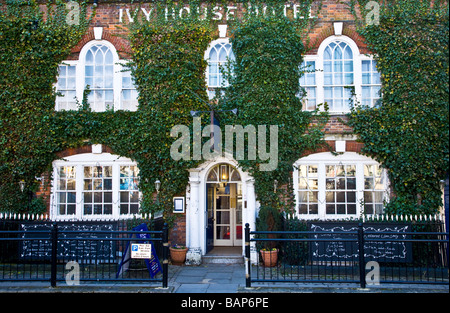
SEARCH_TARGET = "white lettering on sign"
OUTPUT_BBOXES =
[117,3,313,23]
[131,243,152,259]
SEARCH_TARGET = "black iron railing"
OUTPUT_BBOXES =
[0,221,169,288]
[245,223,449,288]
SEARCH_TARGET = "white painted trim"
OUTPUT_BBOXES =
[204,38,233,99]
[93,27,103,40]
[77,40,121,112]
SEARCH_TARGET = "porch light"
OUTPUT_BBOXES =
[273,180,278,193]
[220,165,229,182]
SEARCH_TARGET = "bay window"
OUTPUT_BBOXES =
[52,154,141,220]
[294,152,389,218]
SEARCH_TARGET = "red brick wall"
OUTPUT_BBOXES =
[169,214,186,246]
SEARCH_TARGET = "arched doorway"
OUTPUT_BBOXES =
[186,158,256,265]
[205,163,242,253]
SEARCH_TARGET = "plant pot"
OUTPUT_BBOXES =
[170,247,188,265]
[260,249,278,267]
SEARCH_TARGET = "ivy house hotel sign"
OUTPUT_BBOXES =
[117,2,314,23]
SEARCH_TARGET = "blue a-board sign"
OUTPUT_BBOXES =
[116,223,162,278]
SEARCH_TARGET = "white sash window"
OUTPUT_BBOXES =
[52,153,141,220]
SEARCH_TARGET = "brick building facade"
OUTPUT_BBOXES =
[33,0,390,263]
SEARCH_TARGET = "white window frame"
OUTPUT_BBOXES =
[301,35,380,114]
[55,60,78,111]
[51,153,141,220]
[293,152,389,220]
[204,38,235,99]
[55,40,138,112]
[78,40,120,112]
[299,59,317,110]
[117,60,139,111]
[360,56,382,107]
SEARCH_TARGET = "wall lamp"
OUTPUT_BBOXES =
[19,180,26,193]
[155,179,161,194]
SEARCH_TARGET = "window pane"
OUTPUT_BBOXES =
[334,47,342,59]
[333,61,342,72]
[347,204,356,214]
[326,178,335,190]
[105,50,113,64]
[347,177,356,189]
[86,50,94,64]
[67,205,76,215]
[344,60,353,72]
[326,204,335,214]
[344,46,352,59]
[95,50,103,64]
[324,46,332,60]
[323,61,332,73]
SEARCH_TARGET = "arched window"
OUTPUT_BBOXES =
[323,40,354,112]
[206,39,235,99]
[84,44,115,111]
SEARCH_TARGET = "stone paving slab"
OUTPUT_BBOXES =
[0,263,448,293]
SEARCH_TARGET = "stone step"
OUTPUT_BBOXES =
[202,254,244,264]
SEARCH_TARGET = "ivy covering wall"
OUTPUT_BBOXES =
[347,0,449,214]
[1,0,448,222]
[0,0,91,212]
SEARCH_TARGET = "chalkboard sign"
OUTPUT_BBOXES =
[20,222,117,261]
[308,222,412,263]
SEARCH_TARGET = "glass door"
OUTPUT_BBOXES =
[214,183,242,246]
[214,183,232,246]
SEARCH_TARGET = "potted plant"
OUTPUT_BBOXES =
[169,244,188,265]
[256,206,282,267]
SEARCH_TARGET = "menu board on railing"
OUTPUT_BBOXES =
[20,222,117,261]
[308,222,412,263]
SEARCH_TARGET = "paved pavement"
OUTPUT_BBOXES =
[0,263,448,293]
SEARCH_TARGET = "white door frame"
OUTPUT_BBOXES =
[185,156,257,264]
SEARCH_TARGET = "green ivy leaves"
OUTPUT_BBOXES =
[348,0,449,214]
[0,0,91,213]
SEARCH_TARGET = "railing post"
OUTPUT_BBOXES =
[162,223,169,288]
[245,223,251,288]
[357,223,366,288]
[50,222,58,288]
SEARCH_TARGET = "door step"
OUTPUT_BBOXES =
[202,254,244,264]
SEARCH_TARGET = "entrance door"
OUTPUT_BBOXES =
[213,183,242,246]
[205,164,242,249]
